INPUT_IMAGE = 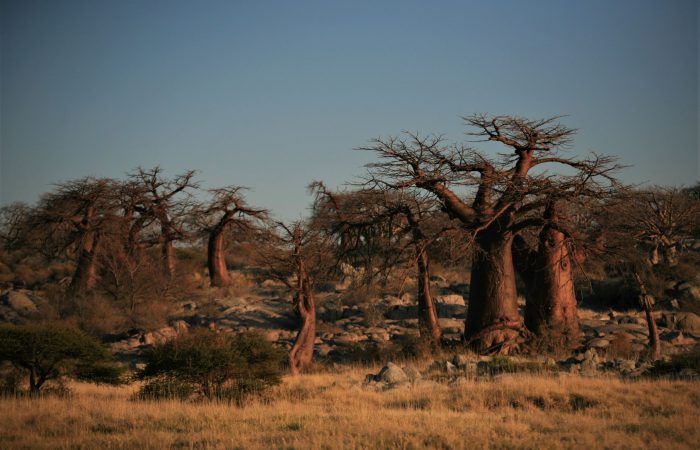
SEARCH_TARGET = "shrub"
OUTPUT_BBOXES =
[137,379,194,401]
[137,330,285,402]
[0,324,124,394]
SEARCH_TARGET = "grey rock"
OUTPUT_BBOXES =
[1,291,37,314]
[402,366,422,382]
[616,359,636,371]
[675,312,700,334]
[429,360,457,374]
[581,348,600,372]
[378,362,409,384]
[436,294,465,306]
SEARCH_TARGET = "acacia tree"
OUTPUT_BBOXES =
[200,187,267,287]
[362,115,620,352]
[258,221,329,374]
[311,184,449,343]
[128,167,199,278]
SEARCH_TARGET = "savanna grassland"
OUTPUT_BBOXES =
[1,366,698,450]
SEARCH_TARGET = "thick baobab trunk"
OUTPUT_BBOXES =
[161,240,176,278]
[416,245,441,342]
[207,227,230,287]
[69,230,100,295]
[465,230,523,353]
[514,226,580,345]
[289,272,316,375]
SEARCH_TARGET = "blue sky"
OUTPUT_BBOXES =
[1,0,698,220]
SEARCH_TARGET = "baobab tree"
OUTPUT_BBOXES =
[622,187,700,266]
[128,167,199,278]
[311,184,451,343]
[362,115,621,352]
[199,186,267,287]
[512,200,582,345]
[258,221,329,374]
[32,177,118,295]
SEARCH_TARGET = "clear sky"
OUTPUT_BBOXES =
[1,0,698,220]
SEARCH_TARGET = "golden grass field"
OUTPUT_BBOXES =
[1,364,698,450]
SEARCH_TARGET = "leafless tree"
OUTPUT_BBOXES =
[198,186,267,287]
[311,183,454,343]
[128,167,199,278]
[361,114,621,353]
[622,187,700,266]
[257,220,330,374]
[31,177,119,295]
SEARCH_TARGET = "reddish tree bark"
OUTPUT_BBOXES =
[361,116,619,352]
[635,273,660,361]
[161,238,176,278]
[69,228,100,294]
[513,203,580,344]
[207,225,230,287]
[129,167,199,280]
[416,243,441,342]
[465,230,523,352]
[289,258,316,375]
[201,187,266,287]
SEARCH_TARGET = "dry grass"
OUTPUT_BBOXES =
[1,365,698,449]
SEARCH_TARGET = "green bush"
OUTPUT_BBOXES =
[137,330,285,402]
[0,324,124,394]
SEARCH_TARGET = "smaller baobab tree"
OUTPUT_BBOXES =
[32,177,118,296]
[199,186,267,287]
[257,221,329,375]
[311,183,452,343]
[128,167,199,278]
[623,187,700,266]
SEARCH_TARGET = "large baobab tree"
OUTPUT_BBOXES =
[129,167,199,278]
[362,115,620,352]
[512,200,582,344]
[200,186,267,287]
[311,184,450,343]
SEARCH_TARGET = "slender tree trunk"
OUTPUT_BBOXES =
[514,230,580,344]
[644,307,660,361]
[69,230,100,295]
[162,240,176,278]
[207,227,230,287]
[635,273,660,361]
[465,230,523,353]
[416,244,441,342]
[289,271,316,375]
